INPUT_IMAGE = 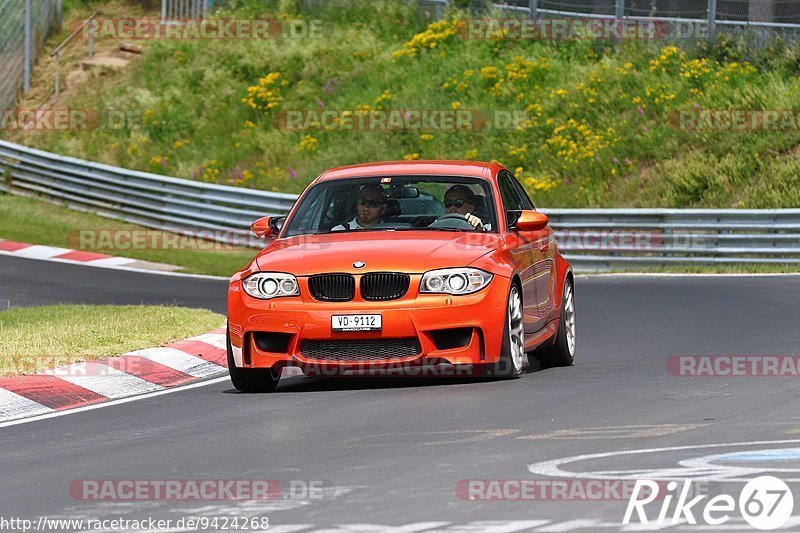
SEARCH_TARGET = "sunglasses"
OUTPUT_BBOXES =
[444,198,471,208]
[358,198,384,208]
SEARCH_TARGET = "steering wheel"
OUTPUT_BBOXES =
[428,213,476,230]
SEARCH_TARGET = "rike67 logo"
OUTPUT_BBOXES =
[623,476,794,530]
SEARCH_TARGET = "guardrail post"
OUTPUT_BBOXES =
[54,51,61,96]
[707,0,717,41]
[57,0,64,27]
[24,0,32,93]
[528,0,538,20]
[162,0,167,22]
[88,19,95,59]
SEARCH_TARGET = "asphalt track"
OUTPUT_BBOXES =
[2,254,800,531]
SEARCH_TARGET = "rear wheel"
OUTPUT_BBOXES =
[538,277,576,368]
[227,328,280,392]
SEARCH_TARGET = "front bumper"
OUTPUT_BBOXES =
[227,274,511,370]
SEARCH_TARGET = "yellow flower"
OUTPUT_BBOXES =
[480,66,500,80]
[419,133,434,142]
[298,134,318,151]
[242,72,286,114]
[403,153,420,160]
[392,20,463,59]
[172,139,190,150]
[450,101,461,110]
[464,148,478,160]
[524,175,557,192]
[374,90,393,109]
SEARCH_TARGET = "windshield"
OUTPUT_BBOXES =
[282,176,498,237]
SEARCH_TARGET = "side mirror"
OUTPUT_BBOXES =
[513,210,549,232]
[251,216,274,239]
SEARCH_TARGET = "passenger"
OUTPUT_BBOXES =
[332,184,387,231]
[443,185,489,231]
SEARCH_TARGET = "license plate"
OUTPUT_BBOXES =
[331,314,382,332]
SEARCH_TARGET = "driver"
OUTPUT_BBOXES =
[331,183,387,231]
[443,185,488,231]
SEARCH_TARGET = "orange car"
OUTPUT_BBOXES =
[227,161,575,391]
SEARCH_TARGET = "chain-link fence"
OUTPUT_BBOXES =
[513,0,798,39]
[161,0,214,20]
[0,0,61,112]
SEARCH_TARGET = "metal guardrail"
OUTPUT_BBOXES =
[545,209,800,271]
[1,139,799,271]
[419,0,800,43]
[0,139,297,248]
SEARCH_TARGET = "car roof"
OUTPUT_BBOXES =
[314,160,504,183]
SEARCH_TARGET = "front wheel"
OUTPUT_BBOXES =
[480,284,525,379]
[227,328,280,392]
[537,277,576,368]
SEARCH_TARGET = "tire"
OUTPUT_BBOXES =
[482,284,525,379]
[227,328,280,393]
[538,277,576,368]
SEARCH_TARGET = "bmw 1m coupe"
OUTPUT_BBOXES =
[227,160,575,391]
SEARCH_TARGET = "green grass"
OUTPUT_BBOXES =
[0,304,225,377]
[4,0,800,208]
[0,193,256,277]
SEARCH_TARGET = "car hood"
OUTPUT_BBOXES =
[255,231,504,276]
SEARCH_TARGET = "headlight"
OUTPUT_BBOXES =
[243,272,299,300]
[420,268,493,295]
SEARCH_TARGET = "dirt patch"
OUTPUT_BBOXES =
[11,1,157,110]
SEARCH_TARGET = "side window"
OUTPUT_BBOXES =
[510,175,535,210]
[498,172,525,211]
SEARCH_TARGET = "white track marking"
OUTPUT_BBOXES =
[0,376,230,429]
[534,520,621,532]
[127,347,224,378]
[185,333,227,350]
[0,388,53,420]
[85,256,138,267]
[48,363,164,398]
[14,245,72,259]
[528,439,800,482]
[0,250,228,279]
[433,521,549,532]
